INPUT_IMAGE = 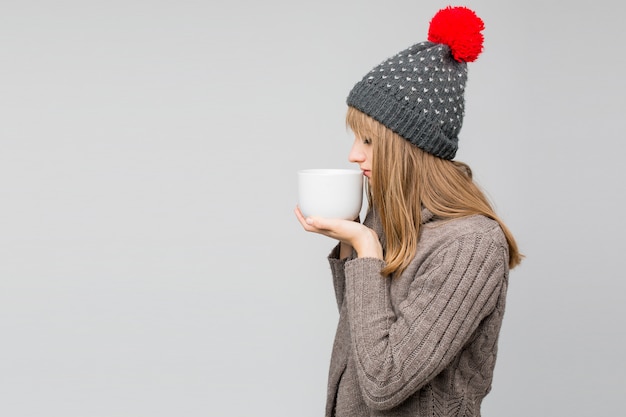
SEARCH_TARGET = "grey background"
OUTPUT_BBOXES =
[1,0,624,416]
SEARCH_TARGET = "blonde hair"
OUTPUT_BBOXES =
[346,106,523,277]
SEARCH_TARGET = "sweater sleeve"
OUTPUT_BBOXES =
[327,243,354,311]
[344,230,507,410]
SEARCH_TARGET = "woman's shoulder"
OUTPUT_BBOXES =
[397,213,510,286]
[421,214,507,251]
[405,214,509,280]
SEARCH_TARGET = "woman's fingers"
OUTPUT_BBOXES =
[294,206,317,231]
[295,206,350,236]
[295,206,382,259]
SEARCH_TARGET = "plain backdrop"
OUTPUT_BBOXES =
[1,0,624,416]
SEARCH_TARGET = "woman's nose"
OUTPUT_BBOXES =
[349,143,365,163]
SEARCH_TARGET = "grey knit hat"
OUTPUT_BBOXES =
[346,6,485,160]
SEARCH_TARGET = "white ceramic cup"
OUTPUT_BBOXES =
[298,169,363,220]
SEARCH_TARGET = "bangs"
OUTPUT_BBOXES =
[346,106,410,151]
[346,106,380,141]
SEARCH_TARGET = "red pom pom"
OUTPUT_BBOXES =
[427,6,485,62]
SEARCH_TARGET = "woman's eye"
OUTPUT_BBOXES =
[363,138,372,145]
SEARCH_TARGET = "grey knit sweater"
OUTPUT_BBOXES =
[326,208,509,417]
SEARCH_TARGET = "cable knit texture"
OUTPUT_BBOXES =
[326,208,509,416]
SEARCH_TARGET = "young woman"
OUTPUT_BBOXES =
[295,6,522,417]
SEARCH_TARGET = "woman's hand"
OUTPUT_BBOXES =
[294,206,383,259]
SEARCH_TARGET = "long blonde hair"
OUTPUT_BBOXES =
[346,106,522,277]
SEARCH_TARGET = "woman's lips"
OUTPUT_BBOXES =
[362,170,371,178]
